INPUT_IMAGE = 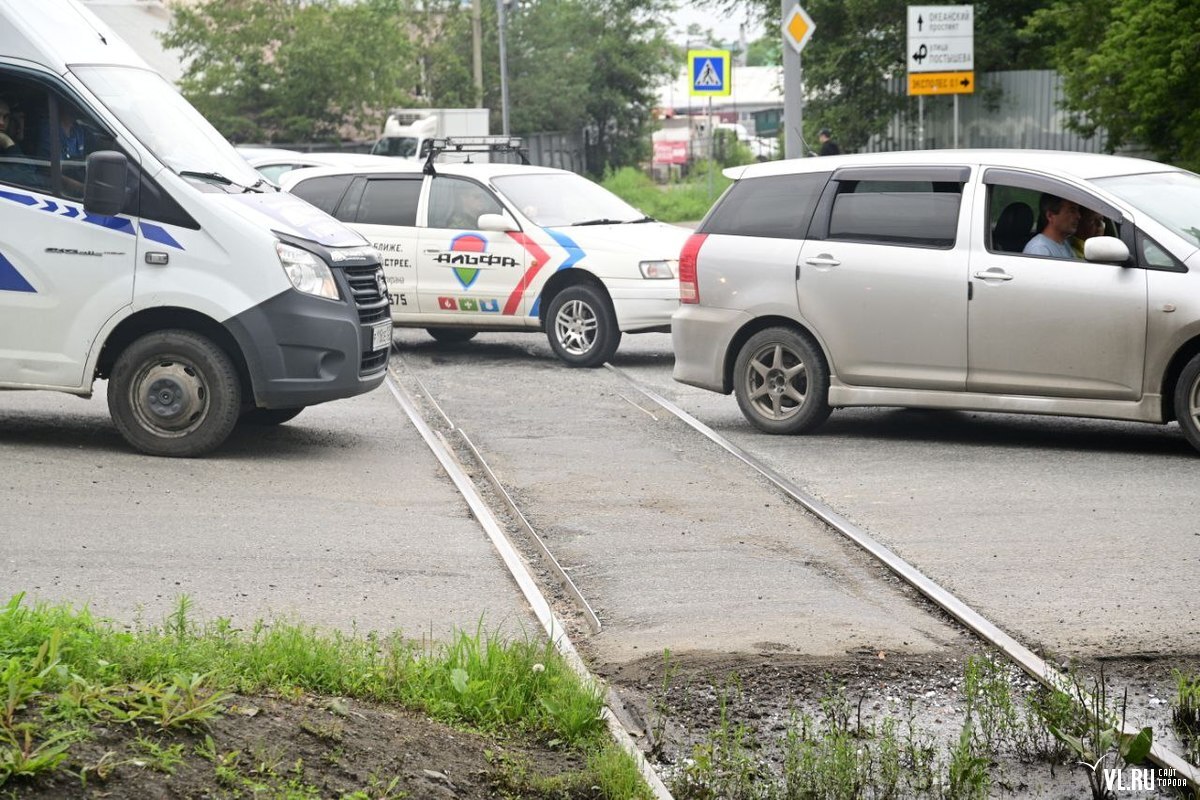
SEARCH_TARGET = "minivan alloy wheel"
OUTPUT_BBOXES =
[1173,353,1200,453]
[733,327,831,435]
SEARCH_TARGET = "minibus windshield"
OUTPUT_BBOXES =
[73,65,263,188]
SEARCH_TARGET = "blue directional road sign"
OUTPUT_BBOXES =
[688,49,731,97]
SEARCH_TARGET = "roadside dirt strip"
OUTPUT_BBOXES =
[387,338,971,669]
[0,383,537,640]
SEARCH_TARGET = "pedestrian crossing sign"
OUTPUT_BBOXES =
[688,49,731,97]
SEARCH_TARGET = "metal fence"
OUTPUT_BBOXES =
[864,70,1108,153]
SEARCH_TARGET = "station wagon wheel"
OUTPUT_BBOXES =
[545,284,621,368]
[427,328,478,344]
[108,330,242,457]
[733,327,831,435]
[1173,353,1200,454]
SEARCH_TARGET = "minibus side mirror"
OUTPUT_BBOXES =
[1084,235,1131,265]
[84,150,129,217]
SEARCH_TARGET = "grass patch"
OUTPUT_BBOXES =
[601,164,731,224]
[0,592,646,798]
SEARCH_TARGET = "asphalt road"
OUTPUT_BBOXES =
[0,380,537,640]
[608,331,1200,662]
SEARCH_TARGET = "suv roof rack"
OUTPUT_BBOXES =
[423,136,530,175]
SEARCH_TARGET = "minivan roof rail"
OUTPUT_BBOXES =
[423,136,530,175]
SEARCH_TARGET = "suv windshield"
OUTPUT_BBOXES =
[492,172,646,227]
[72,65,262,187]
[1092,170,1200,248]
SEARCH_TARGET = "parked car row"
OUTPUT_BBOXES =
[250,143,1200,456]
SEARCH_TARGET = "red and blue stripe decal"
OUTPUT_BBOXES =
[528,229,585,317]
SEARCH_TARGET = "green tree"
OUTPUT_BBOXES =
[161,0,419,142]
[502,0,674,174]
[1026,0,1200,168]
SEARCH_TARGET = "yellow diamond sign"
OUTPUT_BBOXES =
[784,4,815,54]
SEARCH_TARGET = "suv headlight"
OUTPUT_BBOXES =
[277,242,340,300]
[639,259,676,279]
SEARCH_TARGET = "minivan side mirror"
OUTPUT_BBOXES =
[83,150,129,217]
[477,212,518,232]
[1084,235,1130,264]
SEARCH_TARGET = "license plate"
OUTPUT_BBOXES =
[372,321,392,351]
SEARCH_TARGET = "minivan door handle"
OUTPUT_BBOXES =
[804,254,841,268]
[973,268,1013,282]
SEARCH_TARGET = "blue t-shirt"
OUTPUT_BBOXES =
[1022,233,1076,259]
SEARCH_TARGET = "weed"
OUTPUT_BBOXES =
[0,724,75,781]
[1030,665,1153,800]
[647,649,677,759]
[130,734,186,774]
[600,166,732,223]
[945,713,991,800]
[587,742,654,800]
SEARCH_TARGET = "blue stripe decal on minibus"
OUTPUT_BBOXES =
[140,222,184,250]
[0,252,35,293]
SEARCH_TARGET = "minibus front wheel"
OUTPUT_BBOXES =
[108,330,242,457]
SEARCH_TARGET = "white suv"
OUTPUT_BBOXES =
[672,150,1200,453]
[281,155,691,367]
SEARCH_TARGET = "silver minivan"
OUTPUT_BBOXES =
[672,150,1200,453]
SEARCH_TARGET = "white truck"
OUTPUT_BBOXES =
[369,109,490,160]
[0,0,391,457]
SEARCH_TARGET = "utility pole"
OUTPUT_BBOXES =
[496,0,511,135]
[472,0,483,108]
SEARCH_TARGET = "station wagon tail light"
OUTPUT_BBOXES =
[678,233,708,304]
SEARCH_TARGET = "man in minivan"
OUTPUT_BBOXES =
[1022,193,1080,259]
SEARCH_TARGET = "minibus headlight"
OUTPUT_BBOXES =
[277,242,340,300]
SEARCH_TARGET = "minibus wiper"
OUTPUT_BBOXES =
[178,170,236,186]
[628,215,656,223]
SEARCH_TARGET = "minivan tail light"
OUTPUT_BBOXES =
[678,233,708,304]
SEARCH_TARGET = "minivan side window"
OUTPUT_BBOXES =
[827,180,962,248]
[356,178,422,226]
[701,172,830,239]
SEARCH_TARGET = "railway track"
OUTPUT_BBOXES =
[385,341,1199,795]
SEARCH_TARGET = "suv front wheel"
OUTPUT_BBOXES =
[733,327,831,435]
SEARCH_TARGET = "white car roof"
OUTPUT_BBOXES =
[278,160,571,190]
[725,149,1183,183]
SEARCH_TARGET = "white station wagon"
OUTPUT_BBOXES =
[281,146,691,367]
[672,149,1200,453]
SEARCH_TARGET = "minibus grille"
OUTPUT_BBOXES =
[344,264,391,377]
[346,265,389,324]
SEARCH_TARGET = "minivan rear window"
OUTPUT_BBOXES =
[827,181,962,248]
[701,172,830,239]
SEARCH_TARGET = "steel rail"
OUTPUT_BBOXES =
[385,368,674,800]
[606,364,1199,788]
[396,358,603,634]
